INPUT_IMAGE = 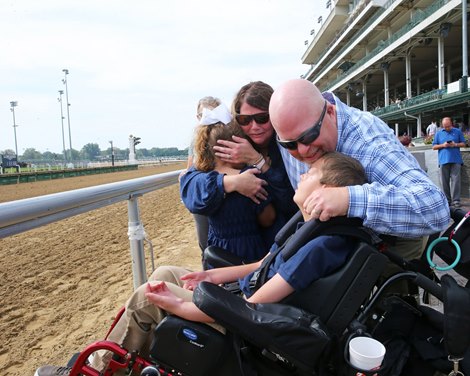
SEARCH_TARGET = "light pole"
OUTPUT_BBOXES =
[58,90,67,162]
[109,140,115,166]
[62,69,73,161]
[10,101,19,161]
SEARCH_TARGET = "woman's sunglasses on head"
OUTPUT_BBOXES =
[235,112,270,126]
[277,101,327,150]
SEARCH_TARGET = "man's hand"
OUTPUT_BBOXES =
[214,136,260,164]
[303,187,349,221]
[224,169,268,204]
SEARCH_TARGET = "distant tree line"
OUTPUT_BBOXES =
[0,143,188,163]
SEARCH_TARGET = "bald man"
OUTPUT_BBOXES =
[269,79,449,262]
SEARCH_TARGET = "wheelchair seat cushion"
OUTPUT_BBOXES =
[193,281,331,371]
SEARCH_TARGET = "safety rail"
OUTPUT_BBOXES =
[0,169,183,289]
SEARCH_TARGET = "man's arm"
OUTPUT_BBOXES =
[347,148,449,237]
[304,147,449,236]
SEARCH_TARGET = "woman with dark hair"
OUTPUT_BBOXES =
[180,82,297,268]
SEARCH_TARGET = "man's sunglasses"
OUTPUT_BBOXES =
[276,101,327,150]
[235,112,270,126]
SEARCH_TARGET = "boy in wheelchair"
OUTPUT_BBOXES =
[35,151,369,376]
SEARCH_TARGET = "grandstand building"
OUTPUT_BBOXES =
[301,0,469,137]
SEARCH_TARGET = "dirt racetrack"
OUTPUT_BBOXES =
[0,162,202,376]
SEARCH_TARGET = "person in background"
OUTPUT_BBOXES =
[180,81,297,265]
[35,152,367,376]
[268,78,449,265]
[398,134,414,148]
[426,119,438,136]
[185,96,224,255]
[432,116,466,208]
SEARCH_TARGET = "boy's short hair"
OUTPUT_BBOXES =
[319,152,367,187]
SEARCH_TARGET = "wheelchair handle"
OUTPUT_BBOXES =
[414,272,443,302]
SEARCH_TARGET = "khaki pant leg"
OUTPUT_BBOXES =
[149,265,193,286]
[380,236,428,295]
[91,280,194,372]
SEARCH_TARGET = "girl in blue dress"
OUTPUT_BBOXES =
[191,113,276,265]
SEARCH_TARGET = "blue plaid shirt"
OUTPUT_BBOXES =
[279,93,450,238]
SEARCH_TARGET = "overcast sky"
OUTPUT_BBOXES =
[0,1,327,154]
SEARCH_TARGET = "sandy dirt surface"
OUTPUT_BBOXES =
[0,162,202,376]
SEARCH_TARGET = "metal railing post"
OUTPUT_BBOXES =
[127,194,147,289]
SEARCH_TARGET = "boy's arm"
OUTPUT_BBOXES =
[180,258,264,290]
[204,259,263,285]
[246,273,295,303]
[145,281,215,323]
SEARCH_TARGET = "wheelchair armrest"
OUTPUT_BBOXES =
[203,246,244,268]
[193,282,330,371]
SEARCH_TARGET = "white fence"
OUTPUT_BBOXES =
[0,169,182,289]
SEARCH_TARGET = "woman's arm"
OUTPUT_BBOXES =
[214,136,261,165]
[260,144,298,219]
[223,169,269,203]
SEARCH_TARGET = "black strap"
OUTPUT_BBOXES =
[255,217,372,291]
[254,234,292,292]
[281,217,370,261]
[442,274,470,359]
[273,210,303,246]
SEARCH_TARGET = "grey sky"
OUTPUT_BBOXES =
[0,0,324,153]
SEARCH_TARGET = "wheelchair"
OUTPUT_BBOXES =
[59,210,470,376]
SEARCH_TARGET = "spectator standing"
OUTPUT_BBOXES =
[432,116,466,208]
[426,119,438,136]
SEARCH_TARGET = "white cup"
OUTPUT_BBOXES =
[349,336,386,371]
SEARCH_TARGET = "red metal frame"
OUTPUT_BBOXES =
[67,306,174,376]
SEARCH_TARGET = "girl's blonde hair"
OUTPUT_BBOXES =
[197,96,222,119]
[193,121,243,171]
